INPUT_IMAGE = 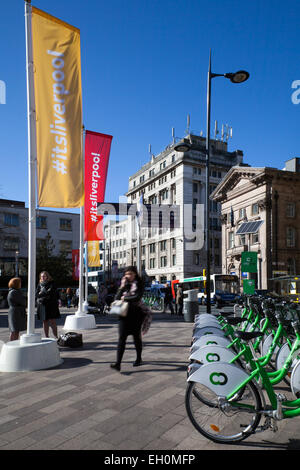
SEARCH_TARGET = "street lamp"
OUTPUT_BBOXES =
[174,50,249,313]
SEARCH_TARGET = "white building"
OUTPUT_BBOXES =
[100,134,244,284]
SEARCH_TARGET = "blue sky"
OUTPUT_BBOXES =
[0,0,299,212]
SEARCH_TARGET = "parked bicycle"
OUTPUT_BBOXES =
[185,294,300,444]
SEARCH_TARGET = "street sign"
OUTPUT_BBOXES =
[241,251,257,273]
[243,279,255,294]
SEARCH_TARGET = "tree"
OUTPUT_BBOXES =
[36,233,74,286]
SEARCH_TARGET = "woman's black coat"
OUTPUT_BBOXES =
[114,280,145,331]
[36,281,61,321]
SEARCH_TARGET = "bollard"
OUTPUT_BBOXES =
[183,289,198,322]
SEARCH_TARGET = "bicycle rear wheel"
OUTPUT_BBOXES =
[185,380,262,444]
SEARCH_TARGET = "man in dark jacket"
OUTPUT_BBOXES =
[163,283,174,315]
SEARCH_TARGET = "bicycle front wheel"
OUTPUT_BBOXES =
[185,380,262,444]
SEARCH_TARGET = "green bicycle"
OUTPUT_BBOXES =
[185,317,300,444]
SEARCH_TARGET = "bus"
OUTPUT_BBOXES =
[271,275,300,303]
[171,274,240,305]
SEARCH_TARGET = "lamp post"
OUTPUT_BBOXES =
[15,250,20,277]
[174,50,249,313]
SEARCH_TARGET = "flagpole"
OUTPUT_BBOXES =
[23,0,40,342]
[0,1,62,370]
[83,241,89,312]
[63,127,96,330]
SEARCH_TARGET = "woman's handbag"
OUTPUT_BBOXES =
[109,300,129,317]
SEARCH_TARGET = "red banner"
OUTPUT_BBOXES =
[84,130,112,240]
[72,249,80,280]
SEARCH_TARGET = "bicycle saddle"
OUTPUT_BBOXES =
[225,316,243,325]
[218,311,235,317]
[235,330,264,341]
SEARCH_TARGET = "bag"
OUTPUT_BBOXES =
[109,300,129,317]
[57,331,83,348]
[140,302,152,335]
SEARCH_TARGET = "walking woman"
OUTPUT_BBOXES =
[36,271,61,338]
[7,277,27,341]
[111,266,145,372]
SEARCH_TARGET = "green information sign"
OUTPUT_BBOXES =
[241,251,257,273]
[243,279,255,294]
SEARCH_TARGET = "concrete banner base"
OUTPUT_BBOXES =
[0,337,63,372]
[63,313,96,331]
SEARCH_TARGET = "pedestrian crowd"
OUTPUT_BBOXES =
[5,267,184,372]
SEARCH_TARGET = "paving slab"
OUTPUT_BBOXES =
[0,307,299,452]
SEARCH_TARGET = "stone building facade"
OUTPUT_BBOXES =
[211,159,300,291]
[0,198,80,278]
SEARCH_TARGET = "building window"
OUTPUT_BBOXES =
[239,235,246,246]
[171,154,175,163]
[239,208,246,219]
[287,258,296,275]
[160,161,166,170]
[4,213,19,227]
[139,175,145,183]
[286,202,296,218]
[228,232,234,249]
[287,227,296,247]
[193,182,198,192]
[172,254,176,266]
[36,216,47,229]
[251,203,259,215]
[149,258,155,269]
[171,238,176,249]
[149,243,156,253]
[37,238,46,251]
[161,189,168,201]
[160,256,167,267]
[251,232,259,244]
[60,218,72,231]
[160,240,166,251]
[4,237,20,251]
[59,240,72,253]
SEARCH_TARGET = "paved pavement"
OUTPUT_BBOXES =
[0,306,299,453]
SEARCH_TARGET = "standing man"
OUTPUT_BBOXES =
[163,283,174,315]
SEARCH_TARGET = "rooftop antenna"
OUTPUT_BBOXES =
[225,124,233,142]
[221,124,224,141]
[214,120,219,140]
[185,114,190,135]
[172,127,175,144]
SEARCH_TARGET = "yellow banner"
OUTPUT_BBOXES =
[87,241,100,267]
[31,7,84,208]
